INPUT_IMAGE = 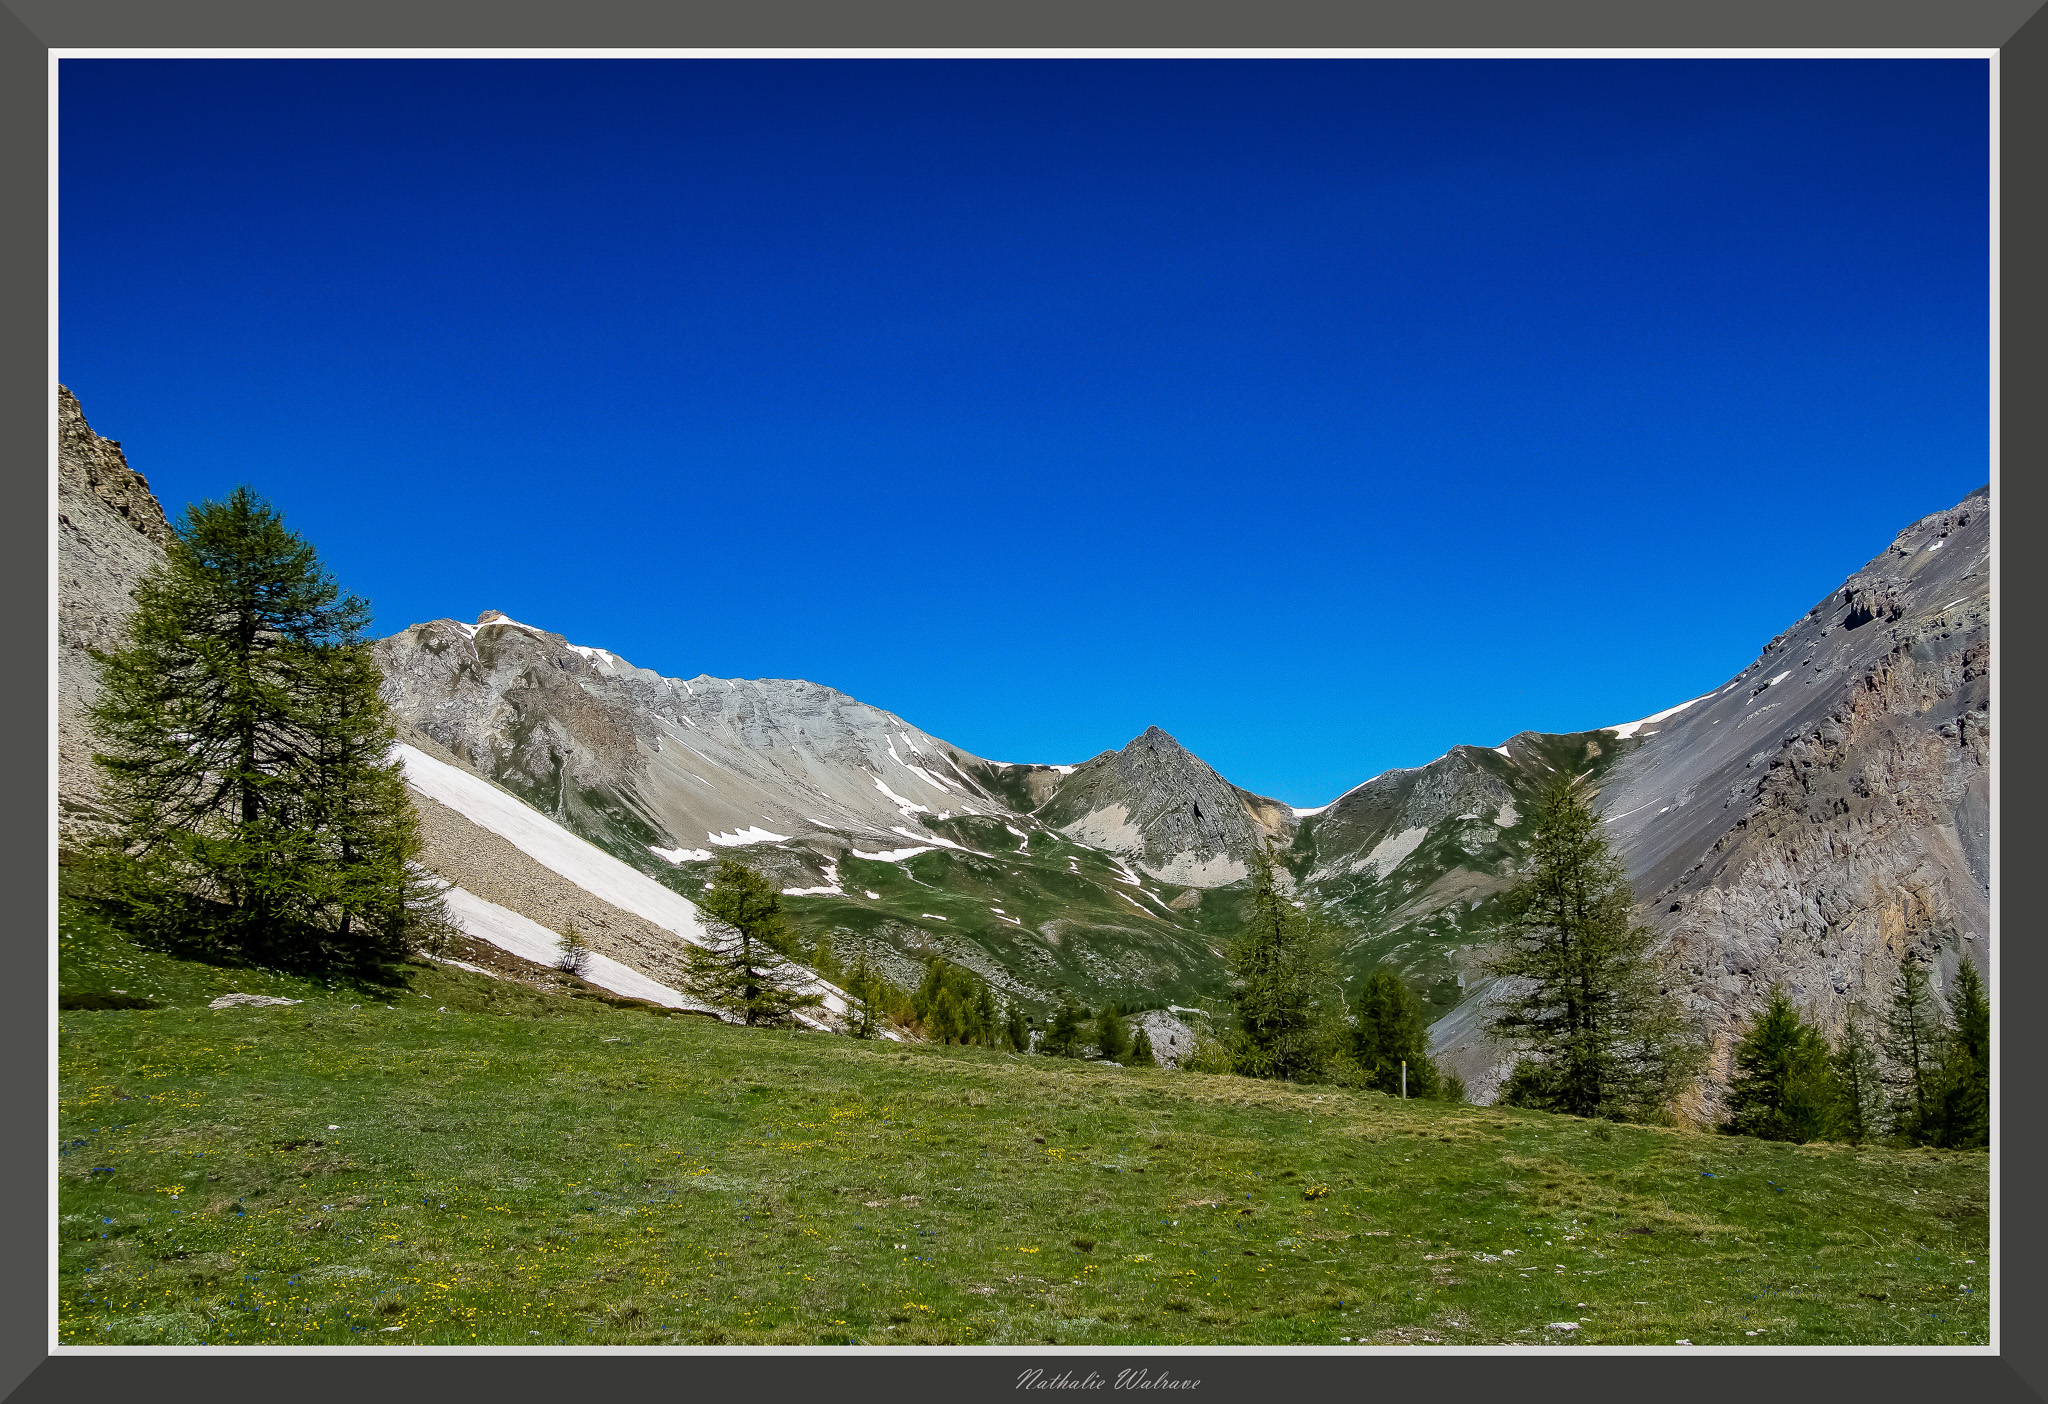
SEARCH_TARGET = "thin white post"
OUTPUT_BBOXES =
[1401,1060,1407,1099]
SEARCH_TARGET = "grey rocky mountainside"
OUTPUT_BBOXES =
[56,386,172,843]
[53,387,1989,1106]
[1414,491,1988,1104]
[1028,726,1295,888]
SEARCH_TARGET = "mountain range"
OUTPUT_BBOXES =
[54,386,1991,1108]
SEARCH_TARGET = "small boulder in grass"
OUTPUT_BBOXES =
[209,993,303,1009]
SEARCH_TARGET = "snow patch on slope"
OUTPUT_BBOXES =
[396,742,718,949]
[708,825,792,847]
[438,884,710,1013]
[1605,692,1711,740]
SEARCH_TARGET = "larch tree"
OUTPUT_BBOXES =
[682,859,824,1027]
[1485,783,1701,1121]
[1224,851,1347,1083]
[87,486,441,968]
[1880,960,1949,1144]
[1352,967,1443,1098]
[1827,1009,1884,1146]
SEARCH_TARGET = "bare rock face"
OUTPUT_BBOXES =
[1035,726,1292,886]
[56,387,172,843]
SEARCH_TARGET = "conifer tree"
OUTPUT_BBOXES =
[1927,959,1989,1149]
[843,954,884,1039]
[1352,968,1442,1098]
[1880,961,1948,1144]
[1004,1002,1031,1053]
[1128,1025,1157,1067]
[682,859,824,1026]
[1095,1005,1130,1061]
[974,981,1000,1047]
[912,959,999,1045]
[87,486,440,967]
[1042,999,1086,1058]
[555,923,593,979]
[1485,784,1701,1121]
[1224,852,1346,1082]
[1721,988,1834,1143]
[1827,1009,1883,1146]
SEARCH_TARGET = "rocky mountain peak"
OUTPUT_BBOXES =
[57,388,175,843]
[1034,724,1289,887]
[58,385,171,549]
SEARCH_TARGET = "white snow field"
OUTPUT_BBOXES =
[437,884,714,1013]
[395,744,845,1021]
[1604,691,1713,740]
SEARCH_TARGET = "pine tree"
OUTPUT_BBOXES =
[1880,961,1948,1144]
[1041,999,1086,1058]
[912,959,998,1045]
[1721,988,1834,1143]
[1484,784,1701,1121]
[555,923,593,979]
[1095,1005,1130,1061]
[1352,968,1442,1098]
[682,859,824,1026]
[1224,852,1346,1082]
[1004,1002,1031,1053]
[1927,959,1989,1150]
[1827,1009,1883,1146]
[86,486,440,968]
[841,953,898,1040]
[1128,1025,1157,1067]
[974,982,999,1047]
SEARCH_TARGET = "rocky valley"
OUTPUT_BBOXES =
[54,387,1991,1110]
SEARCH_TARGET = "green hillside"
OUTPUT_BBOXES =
[58,892,1988,1347]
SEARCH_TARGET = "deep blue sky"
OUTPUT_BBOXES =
[59,58,1990,806]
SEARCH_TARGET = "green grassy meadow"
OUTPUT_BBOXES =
[58,895,1989,1348]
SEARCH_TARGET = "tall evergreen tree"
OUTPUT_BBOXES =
[1721,988,1834,1143]
[1352,968,1442,1098]
[1041,999,1086,1058]
[682,859,824,1027]
[1128,1025,1157,1067]
[1004,1002,1031,1053]
[1927,959,1989,1150]
[87,486,440,967]
[1224,852,1346,1082]
[912,959,998,1045]
[1827,1009,1884,1146]
[1095,1005,1130,1061]
[1485,784,1701,1121]
[843,954,884,1040]
[1880,961,1948,1144]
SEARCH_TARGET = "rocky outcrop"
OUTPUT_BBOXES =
[56,387,172,843]
[59,386,171,548]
